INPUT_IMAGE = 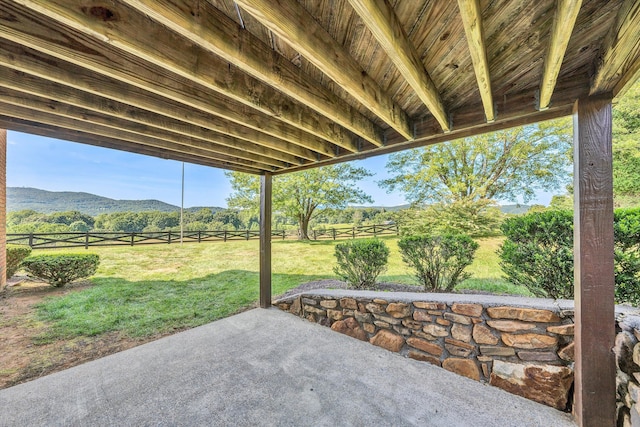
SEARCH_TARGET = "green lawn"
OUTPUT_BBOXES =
[32,236,529,342]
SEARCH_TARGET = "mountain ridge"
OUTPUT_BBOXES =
[7,187,223,216]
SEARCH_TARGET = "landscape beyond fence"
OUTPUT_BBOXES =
[7,224,399,249]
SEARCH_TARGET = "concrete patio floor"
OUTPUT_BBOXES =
[0,308,575,426]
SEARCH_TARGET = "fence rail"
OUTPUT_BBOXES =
[7,224,399,249]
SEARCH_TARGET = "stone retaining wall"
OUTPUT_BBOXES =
[275,289,640,422]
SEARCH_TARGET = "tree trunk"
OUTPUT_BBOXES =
[298,215,311,240]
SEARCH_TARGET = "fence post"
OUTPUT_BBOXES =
[352,227,355,239]
[396,224,399,235]
[313,230,317,240]
[246,230,250,240]
[198,231,201,243]
[224,230,227,242]
[168,231,172,244]
[282,230,285,240]
[29,233,33,247]
[373,225,377,237]
[85,232,89,249]
[332,228,336,240]
[130,233,135,246]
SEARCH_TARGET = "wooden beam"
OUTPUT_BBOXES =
[13,0,358,153]
[0,100,276,172]
[123,0,383,149]
[0,129,5,290]
[235,0,414,140]
[0,2,338,158]
[539,0,583,110]
[0,67,304,166]
[259,172,272,308]
[347,0,449,132]
[0,42,321,162]
[457,0,495,122]
[591,0,640,97]
[0,115,263,174]
[573,95,616,427]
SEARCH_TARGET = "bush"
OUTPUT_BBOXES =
[22,253,100,287]
[499,208,640,304]
[333,239,389,289]
[499,210,574,299]
[6,244,32,279]
[398,234,479,292]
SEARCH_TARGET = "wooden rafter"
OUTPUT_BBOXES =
[347,0,450,132]
[0,1,339,158]
[0,66,304,166]
[539,0,583,110]
[0,115,262,174]
[0,41,321,163]
[235,0,414,141]
[122,0,383,149]
[591,0,640,97]
[12,0,358,153]
[457,0,495,122]
[0,99,278,171]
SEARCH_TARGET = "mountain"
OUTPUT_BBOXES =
[7,187,222,216]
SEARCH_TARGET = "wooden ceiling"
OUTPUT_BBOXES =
[0,0,639,175]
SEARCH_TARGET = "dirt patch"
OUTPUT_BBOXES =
[0,278,162,390]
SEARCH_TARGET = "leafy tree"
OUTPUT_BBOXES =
[613,80,640,204]
[381,119,572,204]
[227,164,373,239]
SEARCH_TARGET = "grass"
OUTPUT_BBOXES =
[31,236,529,342]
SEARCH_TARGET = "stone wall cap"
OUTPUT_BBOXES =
[274,289,640,317]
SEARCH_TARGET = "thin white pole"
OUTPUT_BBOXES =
[180,162,184,244]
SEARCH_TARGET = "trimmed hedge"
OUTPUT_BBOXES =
[398,234,478,292]
[6,244,32,279]
[22,253,100,287]
[334,239,389,289]
[499,208,640,305]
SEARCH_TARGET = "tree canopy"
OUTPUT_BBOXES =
[381,119,572,205]
[227,164,373,239]
[613,80,640,203]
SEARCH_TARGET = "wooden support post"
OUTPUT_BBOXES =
[259,172,272,309]
[573,95,616,427]
[0,129,6,290]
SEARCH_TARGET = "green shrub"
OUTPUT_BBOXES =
[6,244,32,279]
[499,208,640,304]
[22,253,100,287]
[499,210,574,299]
[333,239,389,289]
[614,208,640,306]
[398,234,479,292]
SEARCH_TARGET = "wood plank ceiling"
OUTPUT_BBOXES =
[0,0,639,175]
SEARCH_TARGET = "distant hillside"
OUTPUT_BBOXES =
[7,187,223,216]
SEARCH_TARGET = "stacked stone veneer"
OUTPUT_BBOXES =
[275,289,640,418]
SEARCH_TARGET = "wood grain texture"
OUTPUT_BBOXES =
[0,128,5,289]
[0,2,337,158]
[259,172,272,308]
[573,95,616,427]
[456,0,495,122]
[13,0,359,153]
[123,0,381,150]
[591,0,640,96]
[0,66,304,166]
[539,0,582,109]
[235,0,414,140]
[347,0,449,132]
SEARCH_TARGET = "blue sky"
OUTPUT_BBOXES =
[6,131,553,208]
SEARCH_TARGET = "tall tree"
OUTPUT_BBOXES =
[613,80,640,203]
[227,164,373,239]
[381,119,572,204]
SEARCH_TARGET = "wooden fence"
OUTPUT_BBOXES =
[6,223,399,249]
